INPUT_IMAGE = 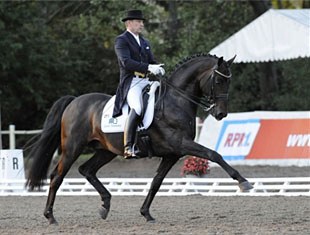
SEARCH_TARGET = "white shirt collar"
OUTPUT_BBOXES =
[127,30,140,46]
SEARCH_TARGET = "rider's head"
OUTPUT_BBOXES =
[122,10,145,35]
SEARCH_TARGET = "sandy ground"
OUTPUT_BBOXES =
[1,157,309,235]
[0,195,309,235]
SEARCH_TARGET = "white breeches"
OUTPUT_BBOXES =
[127,77,150,116]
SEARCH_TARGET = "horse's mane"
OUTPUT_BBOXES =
[171,53,218,75]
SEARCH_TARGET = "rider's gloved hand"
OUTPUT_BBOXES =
[148,64,165,76]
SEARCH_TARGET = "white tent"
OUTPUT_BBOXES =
[209,9,310,63]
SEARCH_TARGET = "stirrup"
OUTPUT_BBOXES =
[124,144,139,159]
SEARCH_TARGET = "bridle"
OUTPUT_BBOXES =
[214,69,232,79]
[204,69,232,111]
[157,67,231,112]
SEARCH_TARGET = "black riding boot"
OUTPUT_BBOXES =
[124,109,140,159]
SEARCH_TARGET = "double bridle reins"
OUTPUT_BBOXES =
[157,68,231,112]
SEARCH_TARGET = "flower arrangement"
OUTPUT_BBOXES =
[181,156,210,177]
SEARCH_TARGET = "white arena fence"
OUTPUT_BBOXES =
[0,177,309,197]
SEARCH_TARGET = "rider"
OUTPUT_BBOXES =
[113,9,165,159]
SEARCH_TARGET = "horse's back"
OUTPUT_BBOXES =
[62,92,112,125]
[77,92,112,102]
[72,92,112,109]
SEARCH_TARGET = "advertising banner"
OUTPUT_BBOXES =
[198,111,310,165]
[215,119,260,161]
[248,119,309,159]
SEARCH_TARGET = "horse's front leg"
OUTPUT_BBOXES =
[182,139,253,191]
[140,156,179,222]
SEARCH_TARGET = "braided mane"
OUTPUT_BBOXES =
[171,53,218,75]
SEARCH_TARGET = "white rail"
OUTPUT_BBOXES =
[0,177,309,196]
[1,124,42,149]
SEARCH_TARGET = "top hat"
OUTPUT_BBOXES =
[121,10,145,22]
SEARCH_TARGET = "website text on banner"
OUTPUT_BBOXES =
[198,111,310,165]
[248,119,309,159]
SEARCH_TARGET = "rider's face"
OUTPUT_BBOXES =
[126,19,144,35]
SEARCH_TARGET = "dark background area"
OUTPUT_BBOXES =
[1,0,309,148]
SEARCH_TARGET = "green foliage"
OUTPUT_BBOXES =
[273,58,310,110]
[0,0,309,149]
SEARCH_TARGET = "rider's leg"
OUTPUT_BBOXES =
[124,77,146,158]
[123,108,140,158]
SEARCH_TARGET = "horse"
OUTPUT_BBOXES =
[26,53,253,225]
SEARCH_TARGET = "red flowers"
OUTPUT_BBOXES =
[181,156,210,176]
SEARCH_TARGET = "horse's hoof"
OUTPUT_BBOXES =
[145,215,156,223]
[99,207,109,220]
[239,181,253,192]
[147,219,156,223]
[48,218,58,225]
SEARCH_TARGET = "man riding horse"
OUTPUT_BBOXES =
[26,10,253,225]
[113,9,165,159]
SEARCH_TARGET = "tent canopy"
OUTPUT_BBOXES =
[209,9,310,63]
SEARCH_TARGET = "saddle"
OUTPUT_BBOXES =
[101,81,160,157]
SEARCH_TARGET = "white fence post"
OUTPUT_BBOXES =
[2,125,42,150]
[9,125,15,150]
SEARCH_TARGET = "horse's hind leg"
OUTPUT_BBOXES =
[78,149,117,220]
[44,148,82,225]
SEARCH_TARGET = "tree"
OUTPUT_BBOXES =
[0,0,308,149]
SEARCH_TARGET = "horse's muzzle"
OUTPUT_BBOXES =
[215,112,227,121]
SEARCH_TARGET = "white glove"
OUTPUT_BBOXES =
[148,64,165,76]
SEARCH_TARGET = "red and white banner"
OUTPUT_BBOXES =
[198,111,310,165]
[248,119,309,159]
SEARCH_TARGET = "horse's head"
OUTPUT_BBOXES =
[200,55,236,121]
[163,54,235,121]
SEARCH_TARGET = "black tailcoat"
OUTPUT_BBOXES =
[112,31,156,118]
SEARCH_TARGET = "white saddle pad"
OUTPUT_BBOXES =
[101,81,160,133]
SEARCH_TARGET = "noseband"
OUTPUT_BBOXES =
[157,68,231,112]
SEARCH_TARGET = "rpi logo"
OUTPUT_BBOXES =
[216,120,261,159]
[224,133,252,147]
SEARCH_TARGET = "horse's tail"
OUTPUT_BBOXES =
[26,95,76,190]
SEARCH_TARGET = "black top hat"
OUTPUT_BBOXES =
[121,10,145,22]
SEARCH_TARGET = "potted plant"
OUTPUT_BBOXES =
[181,156,210,178]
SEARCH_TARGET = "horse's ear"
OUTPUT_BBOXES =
[227,55,237,67]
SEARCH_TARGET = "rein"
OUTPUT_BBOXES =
[156,68,230,112]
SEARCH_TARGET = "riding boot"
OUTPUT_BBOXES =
[124,109,140,159]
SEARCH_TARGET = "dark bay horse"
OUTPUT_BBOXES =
[26,53,253,225]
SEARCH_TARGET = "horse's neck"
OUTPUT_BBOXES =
[169,63,201,89]
[169,57,216,89]
[162,58,216,117]
[162,65,201,118]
